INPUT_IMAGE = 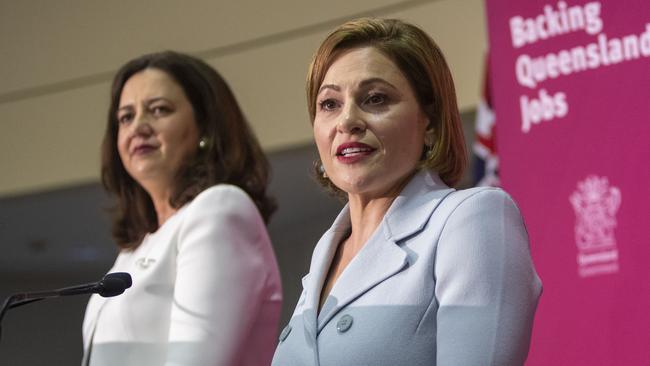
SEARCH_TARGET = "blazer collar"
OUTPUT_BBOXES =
[383,170,454,242]
[302,170,454,333]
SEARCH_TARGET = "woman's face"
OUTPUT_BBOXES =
[313,46,429,198]
[116,68,200,191]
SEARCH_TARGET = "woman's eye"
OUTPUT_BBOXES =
[151,106,170,117]
[365,93,387,105]
[319,99,339,111]
[117,113,133,124]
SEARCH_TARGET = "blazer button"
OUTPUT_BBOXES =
[279,324,292,342]
[336,314,353,333]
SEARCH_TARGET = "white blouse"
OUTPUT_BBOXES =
[83,185,282,366]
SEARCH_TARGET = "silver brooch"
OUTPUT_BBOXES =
[136,257,156,269]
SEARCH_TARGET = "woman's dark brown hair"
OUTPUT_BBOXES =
[102,51,276,249]
[307,18,467,193]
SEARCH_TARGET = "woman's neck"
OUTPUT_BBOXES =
[345,195,396,252]
[145,183,177,228]
[344,171,414,252]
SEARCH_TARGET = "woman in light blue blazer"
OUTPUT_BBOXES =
[83,51,282,366]
[272,18,542,365]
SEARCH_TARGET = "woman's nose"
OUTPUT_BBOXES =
[337,104,366,134]
[131,112,154,136]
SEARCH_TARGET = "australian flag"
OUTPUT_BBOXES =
[472,56,500,187]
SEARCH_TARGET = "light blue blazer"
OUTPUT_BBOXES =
[272,170,542,366]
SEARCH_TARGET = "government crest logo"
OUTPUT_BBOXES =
[569,175,622,278]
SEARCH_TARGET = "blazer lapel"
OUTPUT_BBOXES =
[317,230,408,331]
[316,171,454,332]
[301,207,352,340]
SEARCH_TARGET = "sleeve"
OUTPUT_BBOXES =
[434,189,542,366]
[165,185,272,366]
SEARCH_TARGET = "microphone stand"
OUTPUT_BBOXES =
[0,294,41,342]
[0,294,37,342]
[0,273,131,342]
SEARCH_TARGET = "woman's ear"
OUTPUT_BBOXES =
[424,129,435,147]
[423,116,435,147]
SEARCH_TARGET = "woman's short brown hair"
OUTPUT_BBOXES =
[102,51,276,249]
[307,18,467,192]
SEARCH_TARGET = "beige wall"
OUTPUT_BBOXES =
[0,0,487,196]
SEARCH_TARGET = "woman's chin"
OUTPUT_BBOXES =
[128,165,171,188]
[335,171,413,200]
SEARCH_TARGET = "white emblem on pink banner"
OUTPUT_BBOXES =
[569,175,622,278]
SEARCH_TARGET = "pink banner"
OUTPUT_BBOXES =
[485,1,650,364]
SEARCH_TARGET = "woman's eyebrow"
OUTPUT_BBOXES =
[117,104,133,113]
[144,97,169,105]
[318,78,399,95]
[118,96,170,111]
[358,77,398,91]
[318,84,340,95]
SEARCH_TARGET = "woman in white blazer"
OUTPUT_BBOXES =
[83,51,282,366]
[272,18,542,365]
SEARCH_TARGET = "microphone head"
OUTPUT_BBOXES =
[97,278,128,297]
[104,272,132,288]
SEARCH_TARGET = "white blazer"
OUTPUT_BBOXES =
[83,185,282,366]
[272,171,542,366]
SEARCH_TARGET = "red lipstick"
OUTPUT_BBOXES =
[335,142,375,164]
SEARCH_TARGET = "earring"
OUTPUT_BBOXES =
[315,160,328,179]
[423,128,435,161]
[424,144,434,161]
[198,137,208,150]
[319,163,328,178]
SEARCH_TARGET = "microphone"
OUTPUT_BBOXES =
[10,272,132,303]
[94,277,127,297]
[105,272,132,288]
[54,272,132,298]
[0,272,132,341]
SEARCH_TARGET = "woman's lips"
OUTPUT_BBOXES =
[336,142,375,164]
[131,144,158,156]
